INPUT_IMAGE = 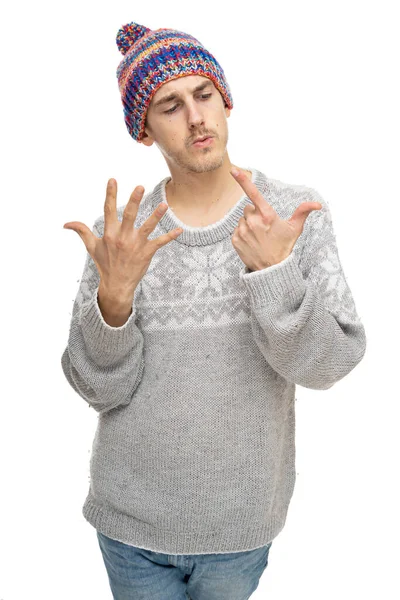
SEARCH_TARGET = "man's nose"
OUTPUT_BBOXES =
[187,103,205,128]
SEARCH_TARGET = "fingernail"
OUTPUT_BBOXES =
[230,167,239,177]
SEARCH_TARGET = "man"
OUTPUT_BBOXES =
[61,21,367,600]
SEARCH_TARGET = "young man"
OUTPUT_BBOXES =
[61,21,367,600]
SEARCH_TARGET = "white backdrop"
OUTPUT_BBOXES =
[1,1,398,598]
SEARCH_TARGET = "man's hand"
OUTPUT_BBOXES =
[230,166,322,271]
[63,178,183,295]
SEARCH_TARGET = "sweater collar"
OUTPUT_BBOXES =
[152,167,269,247]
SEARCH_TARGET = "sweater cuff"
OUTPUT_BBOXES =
[239,251,307,306]
[80,284,139,362]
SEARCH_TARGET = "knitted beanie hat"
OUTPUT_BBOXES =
[115,22,234,142]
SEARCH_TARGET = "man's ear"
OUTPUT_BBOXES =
[141,130,154,147]
[140,116,155,146]
[225,106,231,118]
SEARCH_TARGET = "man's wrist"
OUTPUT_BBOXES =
[97,283,135,327]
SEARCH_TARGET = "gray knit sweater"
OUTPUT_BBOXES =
[61,166,366,555]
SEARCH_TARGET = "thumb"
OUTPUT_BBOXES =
[289,202,322,232]
[63,221,97,257]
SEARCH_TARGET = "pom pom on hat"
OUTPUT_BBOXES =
[116,22,152,56]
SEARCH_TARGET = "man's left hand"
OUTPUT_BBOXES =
[230,166,322,271]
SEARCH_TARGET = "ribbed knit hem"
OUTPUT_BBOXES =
[82,492,288,555]
[239,251,307,307]
[79,285,139,363]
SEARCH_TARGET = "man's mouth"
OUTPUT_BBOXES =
[192,136,214,147]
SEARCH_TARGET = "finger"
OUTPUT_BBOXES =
[243,204,257,218]
[104,178,118,234]
[230,167,274,216]
[148,226,183,252]
[236,216,247,236]
[137,201,170,238]
[120,185,146,236]
[242,206,269,233]
[288,202,323,228]
[63,221,98,257]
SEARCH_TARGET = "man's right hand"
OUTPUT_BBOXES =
[63,178,183,325]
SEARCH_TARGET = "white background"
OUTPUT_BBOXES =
[1,1,399,598]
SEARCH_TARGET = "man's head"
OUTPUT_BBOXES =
[140,74,231,174]
[115,22,233,150]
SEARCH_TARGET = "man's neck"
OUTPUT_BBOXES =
[165,165,252,215]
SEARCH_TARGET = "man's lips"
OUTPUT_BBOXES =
[192,136,214,146]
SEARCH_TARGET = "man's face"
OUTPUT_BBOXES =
[141,75,231,174]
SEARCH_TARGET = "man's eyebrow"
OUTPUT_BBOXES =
[153,81,213,108]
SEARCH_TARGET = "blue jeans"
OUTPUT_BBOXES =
[96,531,272,600]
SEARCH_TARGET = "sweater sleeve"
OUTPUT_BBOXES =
[61,218,145,413]
[239,189,367,390]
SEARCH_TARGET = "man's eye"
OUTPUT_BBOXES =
[164,93,212,114]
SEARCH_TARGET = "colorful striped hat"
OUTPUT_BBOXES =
[115,22,234,142]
